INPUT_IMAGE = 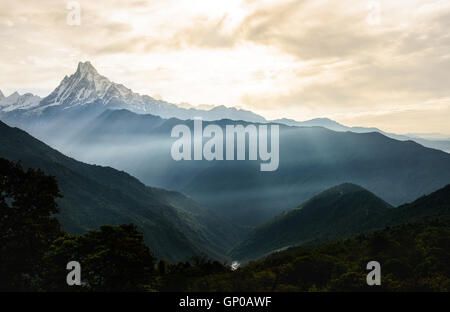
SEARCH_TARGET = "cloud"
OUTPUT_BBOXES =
[238,1,450,133]
[238,0,379,59]
[338,98,450,134]
[1,0,450,134]
[172,15,239,49]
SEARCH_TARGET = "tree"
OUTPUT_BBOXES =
[0,158,61,291]
[43,224,156,291]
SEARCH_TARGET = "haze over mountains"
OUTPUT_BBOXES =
[273,118,450,153]
[1,62,450,228]
[1,61,450,266]
[232,182,450,261]
[73,112,450,227]
[1,62,449,153]
[231,183,393,261]
[1,116,448,265]
[0,120,241,262]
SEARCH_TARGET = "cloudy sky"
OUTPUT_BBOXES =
[1,0,450,134]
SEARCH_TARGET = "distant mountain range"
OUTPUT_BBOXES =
[5,106,448,229]
[0,61,265,123]
[0,91,41,112]
[0,120,241,262]
[1,60,450,266]
[1,61,449,152]
[231,182,450,261]
[1,62,450,228]
[273,117,450,153]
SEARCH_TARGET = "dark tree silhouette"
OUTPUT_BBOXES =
[43,224,157,291]
[0,158,61,291]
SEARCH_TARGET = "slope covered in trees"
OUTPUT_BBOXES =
[5,107,450,227]
[0,122,240,262]
[1,158,449,292]
[180,220,450,292]
[233,182,450,261]
[231,183,393,261]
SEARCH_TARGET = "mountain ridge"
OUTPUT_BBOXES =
[230,183,393,261]
[4,61,265,123]
[0,91,41,112]
[10,107,449,228]
[231,182,450,261]
[0,120,240,262]
[1,61,448,152]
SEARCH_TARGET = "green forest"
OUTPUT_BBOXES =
[1,157,449,292]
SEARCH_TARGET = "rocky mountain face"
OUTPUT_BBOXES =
[1,62,266,122]
[0,91,41,112]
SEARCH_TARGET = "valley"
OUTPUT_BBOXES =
[1,61,450,266]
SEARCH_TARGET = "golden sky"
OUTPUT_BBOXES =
[1,0,449,134]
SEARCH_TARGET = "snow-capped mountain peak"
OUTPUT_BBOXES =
[8,91,20,101]
[35,61,152,113]
[73,61,113,95]
[0,89,4,100]
[0,91,41,112]
[2,61,267,122]
[77,61,98,76]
